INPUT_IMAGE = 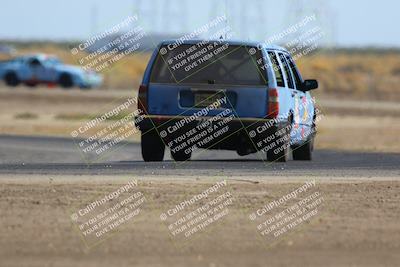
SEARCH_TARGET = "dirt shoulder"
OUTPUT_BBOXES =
[0,175,399,267]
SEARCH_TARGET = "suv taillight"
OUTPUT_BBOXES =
[138,84,148,114]
[267,88,279,118]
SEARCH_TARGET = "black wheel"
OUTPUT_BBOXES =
[293,136,314,161]
[171,148,192,162]
[4,72,19,86]
[80,85,92,90]
[267,123,291,162]
[58,73,73,88]
[141,130,165,162]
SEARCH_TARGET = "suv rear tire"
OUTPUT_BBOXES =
[141,130,165,162]
[171,149,192,162]
[267,122,291,162]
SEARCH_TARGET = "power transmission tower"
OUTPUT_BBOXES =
[311,0,336,48]
[204,1,228,39]
[284,0,336,48]
[238,0,266,40]
[132,0,154,32]
[159,0,187,34]
[90,4,99,35]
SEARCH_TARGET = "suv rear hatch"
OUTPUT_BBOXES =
[147,42,269,118]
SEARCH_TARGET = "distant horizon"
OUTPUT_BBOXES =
[1,37,399,50]
[1,0,399,48]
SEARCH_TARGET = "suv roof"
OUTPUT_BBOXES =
[159,39,289,53]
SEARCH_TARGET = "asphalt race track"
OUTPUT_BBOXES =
[0,135,399,177]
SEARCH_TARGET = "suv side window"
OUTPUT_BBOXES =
[267,51,285,87]
[285,55,303,90]
[278,53,294,89]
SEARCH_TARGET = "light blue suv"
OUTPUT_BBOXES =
[136,40,318,162]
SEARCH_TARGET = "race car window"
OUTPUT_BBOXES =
[267,51,285,87]
[28,58,42,67]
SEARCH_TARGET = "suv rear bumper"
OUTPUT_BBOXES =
[135,115,287,131]
[135,115,289,152]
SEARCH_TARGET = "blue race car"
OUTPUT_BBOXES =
[135,40,318,162]
[0,54,102,89]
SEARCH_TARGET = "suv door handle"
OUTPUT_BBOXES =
[291,91,297,97]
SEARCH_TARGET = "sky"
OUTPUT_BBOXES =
[0,0,399,47]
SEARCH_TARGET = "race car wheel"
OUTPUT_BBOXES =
[171,148,192,162]
[4,72,20,87]
[292,136,314,161]
[59,73,73,88]
[141,130,165,162]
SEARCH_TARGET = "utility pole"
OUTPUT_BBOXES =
[239,0,266,40]
[90,4,98,35]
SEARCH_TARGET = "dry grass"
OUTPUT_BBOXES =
[4,44,400,100]
[298,52,400,100]
[14,112,38,120]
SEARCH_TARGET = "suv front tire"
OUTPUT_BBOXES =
[292,136,314,161]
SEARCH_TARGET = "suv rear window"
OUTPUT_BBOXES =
[150,43,267,86]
